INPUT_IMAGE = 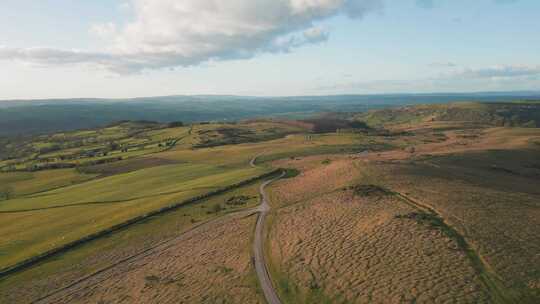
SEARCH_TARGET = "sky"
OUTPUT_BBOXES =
[0,0,539,99]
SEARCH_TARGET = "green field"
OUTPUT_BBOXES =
[0,179,265,303]
[0,162,265,269]
[1,102,540,303]
[0,119,379,272]
[0,169,97,198]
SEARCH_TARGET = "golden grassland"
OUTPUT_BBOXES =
[268,189,490,303]
[1,110,540,303]
[40,215,263,304]
[366,150,540,303]
[265,126,540,303]
[0,120,315,272]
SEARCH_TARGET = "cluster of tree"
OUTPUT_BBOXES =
[37,144,62,154]
[108,142,121,151]
[25,163,77,172]
[304,118,370,134]
[167,121,184,128]
[225,195,253,206]
[105,120,159,128]
[158,140,177,148]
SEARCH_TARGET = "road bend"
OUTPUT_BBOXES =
[253,164,284,304]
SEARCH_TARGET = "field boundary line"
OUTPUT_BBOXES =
[0,186,218,214]
[30,209,259,304]
[391,189,513,304]
[0,169,280,279]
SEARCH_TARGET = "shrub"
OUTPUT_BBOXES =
[0,186,14,200]
[225,195,252,206]
[349,185,390,197]
[211,204,223,213]
[283,168,300,178]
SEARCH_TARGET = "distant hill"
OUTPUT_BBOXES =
[1,93,540,136]
[355,101,540,128]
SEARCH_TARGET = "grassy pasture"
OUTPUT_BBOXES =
[187,121,308,149]
[161,132,396,168]
[0,179,264,303]
[0,163,265,270]
[0,122,192,172]
[0,169,96,198]
[0,120,369,274]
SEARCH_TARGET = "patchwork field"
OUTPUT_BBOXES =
[0,179,266,303]
[1,101,540,303]
[0,162,266,270]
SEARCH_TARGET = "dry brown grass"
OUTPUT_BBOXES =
[37,214,262,304]
[264,127,540,302]
[369,149,540,302]
[270,157,359,208]
[268,186,490,303]
[266,157,495,303]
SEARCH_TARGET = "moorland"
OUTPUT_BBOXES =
[0,100,539,303]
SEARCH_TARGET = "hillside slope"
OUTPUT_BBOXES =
[355,102,540,129]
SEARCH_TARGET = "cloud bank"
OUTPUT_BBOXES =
[0,0,382,73]
[317,64,540,93]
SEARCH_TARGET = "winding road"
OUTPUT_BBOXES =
[250,152,284,304]
[253,172,284,304]
[26,153,283,304]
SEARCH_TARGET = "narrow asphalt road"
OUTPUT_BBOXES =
[251,153,284,304]
[31,154,283,304]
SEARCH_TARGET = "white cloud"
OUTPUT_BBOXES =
[0,47,113,66]
[445,65,540,79]
[303,27,330,43]
[315,64,540,93]
[0,0,382,73]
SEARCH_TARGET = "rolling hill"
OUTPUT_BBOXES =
[1,92,539,136]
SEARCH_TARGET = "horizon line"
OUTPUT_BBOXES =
[1,90,540,103]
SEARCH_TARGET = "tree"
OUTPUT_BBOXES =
[109,142,120,151]
[211,203,223,213]
[348,121,370,130]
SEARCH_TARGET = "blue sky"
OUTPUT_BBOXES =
[0,0,539,99]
